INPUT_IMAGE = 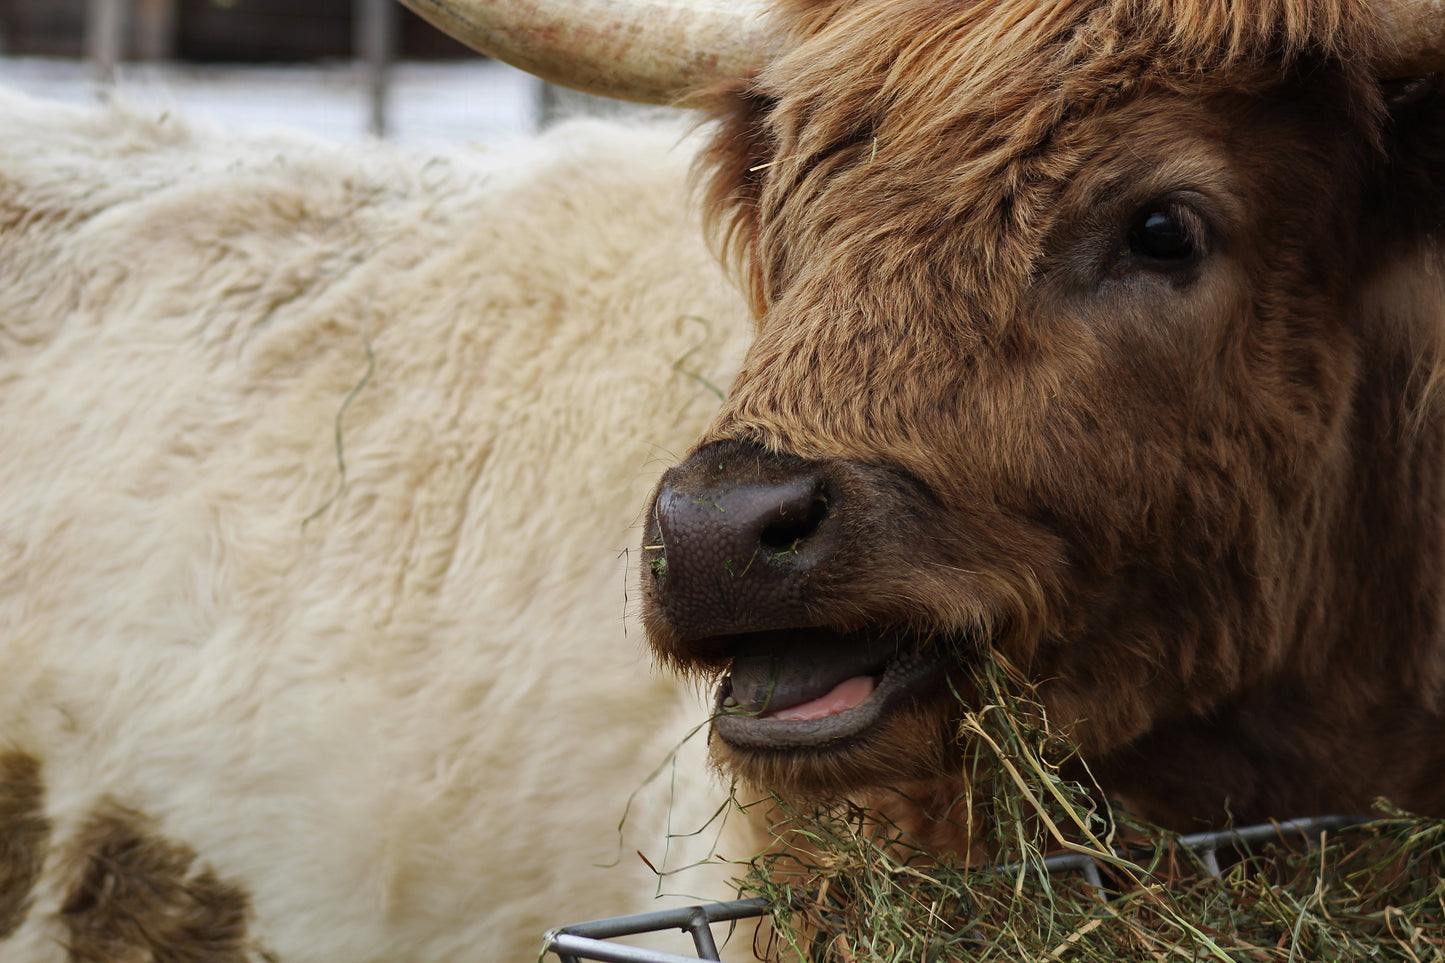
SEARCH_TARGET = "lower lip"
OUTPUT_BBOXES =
[712,654,944,750]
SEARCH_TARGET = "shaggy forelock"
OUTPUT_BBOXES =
[701,0,1386,320]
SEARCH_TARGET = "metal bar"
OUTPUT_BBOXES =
[685,909,722,961]
[547,935,723,963]
[1040,852,1095,874]
[1174,815,1365,851]
[1025,815,1368,884]
[543,899,768,963]
[1198,844,1222,877]
[554,899,768,941]
[543,820,1371,962]
[354,0,398,137]
[86,0,127,83]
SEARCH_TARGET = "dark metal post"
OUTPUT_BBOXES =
[355,0,398,138]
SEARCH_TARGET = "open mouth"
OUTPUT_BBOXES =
[710,626,946,751]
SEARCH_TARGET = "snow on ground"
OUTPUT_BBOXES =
[0,56,542,146]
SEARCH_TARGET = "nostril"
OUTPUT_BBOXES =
[645,443,859,639]
[758,488,829,552]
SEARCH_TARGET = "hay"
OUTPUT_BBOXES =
[735,656,1445,962]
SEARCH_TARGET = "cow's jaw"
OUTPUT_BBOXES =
[708,627,946,750]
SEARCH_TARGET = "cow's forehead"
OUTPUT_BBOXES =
[757,0,1383,193]
[728,0,1384,313]
[765,0,1383,91]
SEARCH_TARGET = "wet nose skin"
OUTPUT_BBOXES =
[645,446,837,641]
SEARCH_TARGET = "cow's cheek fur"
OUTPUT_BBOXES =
[1029,140,1368,756]
[1022,295,1363,754]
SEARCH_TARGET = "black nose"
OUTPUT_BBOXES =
[644,442,838,640]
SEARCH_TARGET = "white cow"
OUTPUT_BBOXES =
[0,87,757,962]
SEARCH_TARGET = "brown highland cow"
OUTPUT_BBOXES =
[634,0,1445,839]
[396,0,1445,846]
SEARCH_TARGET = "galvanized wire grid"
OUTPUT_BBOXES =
[540,815,1367,963]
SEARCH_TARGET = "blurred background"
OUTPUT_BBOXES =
[0,0,629,145]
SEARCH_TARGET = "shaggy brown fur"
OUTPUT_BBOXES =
[0,752,50,940]
[59,801,265,963]
[645,0,1445,837]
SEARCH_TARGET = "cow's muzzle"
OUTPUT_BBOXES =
[642,440,951,753]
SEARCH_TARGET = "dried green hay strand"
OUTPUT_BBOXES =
[735,654,1445,962]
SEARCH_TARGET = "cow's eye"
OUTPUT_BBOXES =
[1127,206,1194,262]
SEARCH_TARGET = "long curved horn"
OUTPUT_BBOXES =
[395,0,771,105]
[1376,0,1445,75]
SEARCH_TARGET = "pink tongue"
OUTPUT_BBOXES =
[764,675,877,722]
